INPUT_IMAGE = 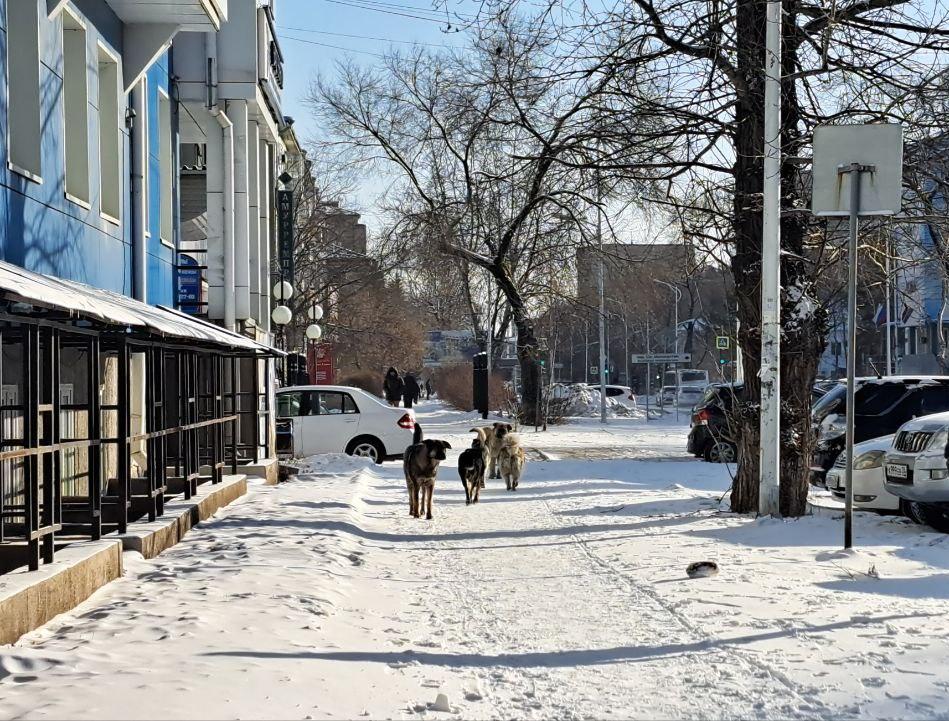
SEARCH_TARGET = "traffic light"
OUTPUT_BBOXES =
[719,349,728,366]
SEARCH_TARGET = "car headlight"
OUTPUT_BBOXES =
[927,429,949,451]
[853,450,885,470]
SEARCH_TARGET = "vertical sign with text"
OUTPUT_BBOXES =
[277,189,294,283]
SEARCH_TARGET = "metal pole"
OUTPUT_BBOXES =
[674,287,680,424]
[645,315,651,422]
[624,315,630,390]
[597,174,607,424]
[844,163,864,550]
[758,0,782,517]
[885,230,893,375]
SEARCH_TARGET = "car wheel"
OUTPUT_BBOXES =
[900,499,926,524]
[914,502,949,533]
[346,437,385,465]
[704,441,736,464]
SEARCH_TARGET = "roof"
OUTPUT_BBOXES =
[0,260,281,355]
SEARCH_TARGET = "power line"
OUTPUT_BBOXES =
[316,0,466,25]
[281,34,386,59]
[278,25,459,48]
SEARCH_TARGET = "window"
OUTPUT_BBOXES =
[6,0,42,180]
[318,392,359,415]
[158,88,173,245]
[97,44,120,221]
[62,10,89,205]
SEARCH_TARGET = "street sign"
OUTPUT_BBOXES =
[811,123,903,550]
[716,336,730,350]
[277,188,295,282]
[631,353,691,364]
[812,124,903,217]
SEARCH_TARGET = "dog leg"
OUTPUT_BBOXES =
[464,478,471,505]
[425,484,433,520]
[406,479,416,517]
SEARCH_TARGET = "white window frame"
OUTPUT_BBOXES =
[157,86,173,248]
[96,41,121,224]
[62,7,90,208]
[5,0,43,183]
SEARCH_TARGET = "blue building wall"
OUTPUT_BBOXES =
[0,0,176,304]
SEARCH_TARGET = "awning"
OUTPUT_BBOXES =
[0,260,283,356]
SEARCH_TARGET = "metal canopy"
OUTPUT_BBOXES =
[0,260,281,355]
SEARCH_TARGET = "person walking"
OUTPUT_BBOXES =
[383,367,404,407]
[403,373,421,409]
[425,378,433,399]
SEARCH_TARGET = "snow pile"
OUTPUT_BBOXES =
[555,384,643,419]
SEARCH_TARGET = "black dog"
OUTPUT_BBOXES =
[458,437,487,505]
[403,424,451,519]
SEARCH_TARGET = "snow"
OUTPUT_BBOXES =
[3,400,949,719]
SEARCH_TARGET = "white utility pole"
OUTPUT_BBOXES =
[597,172,607,424]
[885,231,893,375]
[759,0,783,517]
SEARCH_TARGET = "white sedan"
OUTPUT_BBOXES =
[824,434,899,512]
[276,385,417,463]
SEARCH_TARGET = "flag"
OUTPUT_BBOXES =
[873,304,888,327]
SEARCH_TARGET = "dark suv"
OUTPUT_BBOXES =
[811,376,949,483]
[688,383,745,463]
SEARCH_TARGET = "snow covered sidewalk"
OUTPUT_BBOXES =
[3,409,949,719]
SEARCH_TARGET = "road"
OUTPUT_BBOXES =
[3,405,948,719]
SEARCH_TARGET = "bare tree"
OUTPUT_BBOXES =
[309,20,637,423]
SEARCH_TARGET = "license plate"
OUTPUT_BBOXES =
[886,463,908,479]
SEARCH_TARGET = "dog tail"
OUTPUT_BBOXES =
[469,427,488,444]
[413,423,423,444]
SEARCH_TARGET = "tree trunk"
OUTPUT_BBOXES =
[730,0,825,516]
[491,265,541,424]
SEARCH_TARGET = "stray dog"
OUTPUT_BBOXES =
[686,561,719,579]
[471,422,513,480]
[497,433,526,491]
[458,434,487,505]
[403,424,451,519]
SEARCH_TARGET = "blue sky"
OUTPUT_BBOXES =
[277,0,467,145]
[275,0,472,229]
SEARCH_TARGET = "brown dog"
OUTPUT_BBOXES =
[471,423,513,480]
[403,426,451,520]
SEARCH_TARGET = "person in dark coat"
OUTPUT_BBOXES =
[425,378,433,399]
[403,374,421,409]
[383,367,404,406]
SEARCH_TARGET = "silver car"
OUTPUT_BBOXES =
[883,411,949,530]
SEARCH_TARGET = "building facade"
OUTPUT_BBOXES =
[0,0,290,577]
[173,0,288,339]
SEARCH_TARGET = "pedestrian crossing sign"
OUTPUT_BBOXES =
[716,336,730,350]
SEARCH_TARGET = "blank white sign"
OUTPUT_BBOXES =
[811,124,903,217]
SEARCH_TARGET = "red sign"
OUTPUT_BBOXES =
[307,342,335,384]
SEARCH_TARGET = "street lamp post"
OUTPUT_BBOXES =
[654,279,682,422]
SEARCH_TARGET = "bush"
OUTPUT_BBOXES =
[337,369,384,398]
[433,364,517,416]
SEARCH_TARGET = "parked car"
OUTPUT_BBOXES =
[276,385,417,463]
[677,384,707,409]
[656,386,677,406]
[688,383,744,463]
[811,376,949,484]
[883,411,949,531]
[824,434,899,512]
[603,384,638,409]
